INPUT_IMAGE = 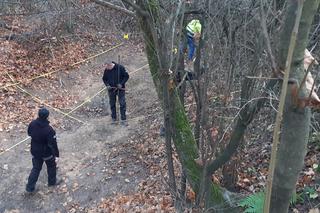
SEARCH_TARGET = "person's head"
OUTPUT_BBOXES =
[105,61,115,70]
[38,107,49,120]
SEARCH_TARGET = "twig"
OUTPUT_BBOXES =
[246,76,279,80]
[260,0,278,75]
[120,0,149,17]
[268,91,279,113]
[91,0,135,16]
[175,71,189,89]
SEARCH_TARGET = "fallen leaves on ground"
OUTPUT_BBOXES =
[94,193,174,212]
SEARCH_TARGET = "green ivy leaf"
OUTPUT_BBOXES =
[310,192,318,199]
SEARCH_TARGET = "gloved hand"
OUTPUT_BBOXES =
[117,84,122,89]
[55,157,59,169]
[106,85,112,90]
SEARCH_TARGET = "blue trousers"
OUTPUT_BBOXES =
[108,89,126,121]
[187,35,195,61]
[26,156,56,192]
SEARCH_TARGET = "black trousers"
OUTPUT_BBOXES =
[26,156,56,192]
[108,89,126,121]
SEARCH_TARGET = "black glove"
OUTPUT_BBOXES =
[106,85,112,90]
[117,84,122,89]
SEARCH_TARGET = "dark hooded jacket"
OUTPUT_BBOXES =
[27,118,59,158]
[102,62,129,89]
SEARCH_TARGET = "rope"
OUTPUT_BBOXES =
[0,137,30,156]
[0,115,145,157]
[64,63,148,117]
[6,72,85,124]
[0,43,124,90]
[63,87,107,117]
[70,43,124,66]
[18,86,86,124]
[129,64,148,75]
[0,63,149,156]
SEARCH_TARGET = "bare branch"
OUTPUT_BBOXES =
[169,0,184,66]
[260,0,278,74]
[91,0,135,16]
[121,0,149,17]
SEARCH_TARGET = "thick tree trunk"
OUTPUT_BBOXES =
[270,0,319,212]
[270,94,310,212]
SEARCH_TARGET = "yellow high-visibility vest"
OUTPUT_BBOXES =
[186,19,202,35]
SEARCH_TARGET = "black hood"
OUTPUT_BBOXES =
[35,118,50,128]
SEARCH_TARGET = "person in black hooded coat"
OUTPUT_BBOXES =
[26,108,60,193]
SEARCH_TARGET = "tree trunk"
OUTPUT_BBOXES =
[162,73,177,197]
[270,0,319,212]
[222,158,238,192]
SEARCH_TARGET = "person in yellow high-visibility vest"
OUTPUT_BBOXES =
[186,19,202,63]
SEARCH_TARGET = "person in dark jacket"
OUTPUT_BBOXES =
[26,108,60,193]
[102,61,129,126]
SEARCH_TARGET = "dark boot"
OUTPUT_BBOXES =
[120,120,128,127]
[48,178,63,187]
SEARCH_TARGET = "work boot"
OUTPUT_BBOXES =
[120,120,128,127]
[48,178,63,187]
[24,189,37,196]
[25,186,36,194]
[111,119,117,125]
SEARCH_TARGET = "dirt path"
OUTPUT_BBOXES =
[0,44,158,213]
